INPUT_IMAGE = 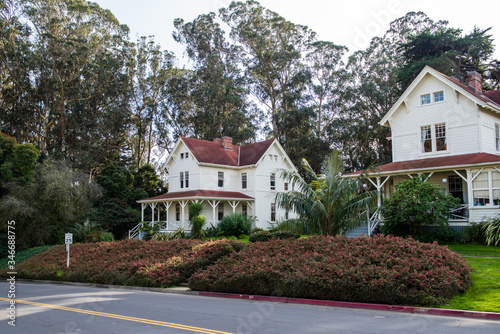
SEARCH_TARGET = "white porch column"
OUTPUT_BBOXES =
[208,200,220,223]
[179,200,188,225]
[149,203,157,225]
[141,203,145,221]
[163,202,172,230]
[466,170,473,208]
[229,201,240,214]
[247,202,254,216]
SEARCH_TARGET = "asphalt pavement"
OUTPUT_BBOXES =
[1,281,499,334]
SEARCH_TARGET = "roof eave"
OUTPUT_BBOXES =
[137,195,255,203]
[350,160,500,177]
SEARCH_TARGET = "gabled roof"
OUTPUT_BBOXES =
[181,137,275,167]
[379,66,500,126]
[345,153,500,176]
[137,190,254,203]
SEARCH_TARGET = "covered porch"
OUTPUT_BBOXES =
[347,153,500,236]
[129,190,254,239]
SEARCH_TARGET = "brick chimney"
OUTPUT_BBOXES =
[467,71,482,93]
[221,136,233,150]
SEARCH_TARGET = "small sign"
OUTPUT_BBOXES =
[65,233,73,245]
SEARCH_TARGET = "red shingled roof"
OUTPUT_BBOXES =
[346,153,500,176]
[484,90,500,105]
[181,137,274,167]
[138,190,254,202]
[442,74,500,108]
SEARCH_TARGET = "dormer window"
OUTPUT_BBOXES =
[434,91,444,102]
[180,153,184,159]
[185,152,189,159]
[421,94,431,105]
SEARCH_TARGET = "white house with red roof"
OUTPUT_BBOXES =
[130,136,298,237]
[347,66,500,235]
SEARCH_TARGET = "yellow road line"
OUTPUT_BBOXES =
[0,297,234,334]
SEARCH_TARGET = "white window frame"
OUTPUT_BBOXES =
[185,171,189,188]
[180,172,184,189]
[271,203,276,222]
[421,94,431,105]
[218,171,224,188]
[472,170,500,207]
[434,91,444,103]
[420,123,447,154]
[496,123,500,152]
[241,172,247,189]
[270,172,276,190]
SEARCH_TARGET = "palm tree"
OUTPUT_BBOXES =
[275,150,375,236]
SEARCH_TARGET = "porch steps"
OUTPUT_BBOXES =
[345,224,369,238]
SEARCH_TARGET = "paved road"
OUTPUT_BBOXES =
[0,282,499,334]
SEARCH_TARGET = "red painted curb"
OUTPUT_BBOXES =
[198,291,500,321]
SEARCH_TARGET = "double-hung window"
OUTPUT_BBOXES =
[496,123,500,151]
[271,203,276,221]
[421,94,431,105]
[218,172,224,188]
[218,203,224,220]
[434,91,444,102]
[242,173,247,189]
[270,172,276,190]
[180,171,189,188]
[421,123,447,153]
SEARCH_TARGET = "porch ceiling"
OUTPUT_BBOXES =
[137,190,254,203]
[345,153,500,177]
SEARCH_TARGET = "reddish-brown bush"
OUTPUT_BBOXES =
[189,235,472,306]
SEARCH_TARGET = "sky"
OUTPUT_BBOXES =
[93,0,500,65]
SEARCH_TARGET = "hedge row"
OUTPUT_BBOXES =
[189,235,472,306]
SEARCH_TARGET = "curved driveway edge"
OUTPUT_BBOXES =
[198,291,500,321]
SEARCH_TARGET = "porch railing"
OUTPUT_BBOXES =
[367,208,381,236]
[448,204,469,221]
[128,223,141,239]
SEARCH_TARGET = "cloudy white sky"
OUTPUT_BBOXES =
[93,0,500,64]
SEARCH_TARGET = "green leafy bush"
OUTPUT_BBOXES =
[0,245,53,269]
[249,231,273,242]
[463,222,486,244]
[381,175,460,237]
[217,214,252,237]
[249,230,300,242]
[189,235,472,306]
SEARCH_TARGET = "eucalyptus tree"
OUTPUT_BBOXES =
[173,12,257,143]
[336,12,448,172]
[219,0,316,142]
[129,36,176,169]
[1,0,133,173]
[275,150,375,236]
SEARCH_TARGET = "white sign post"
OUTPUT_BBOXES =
[65,233,73,267]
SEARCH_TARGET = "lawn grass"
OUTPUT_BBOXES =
[438,244,500,312]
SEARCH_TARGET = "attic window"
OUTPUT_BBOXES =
[180,153,184,159]
[434,91,444,102]
[185,152,189,159]
[421,94,431,105]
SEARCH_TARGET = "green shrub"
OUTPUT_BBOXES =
[249,230,300,242]
[217,214,252,237]
[415,226,457,244]
[99,232,115,242]
[463,222,487,244]
[249,231,273,242]
[0,245,53,269]
[381,175,460,237]
[205,223,222,238]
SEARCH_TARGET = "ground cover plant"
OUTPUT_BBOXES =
[0,238,245,288]
[438,244,500,312]
[189,235,472,306]
[0,239,201,285]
